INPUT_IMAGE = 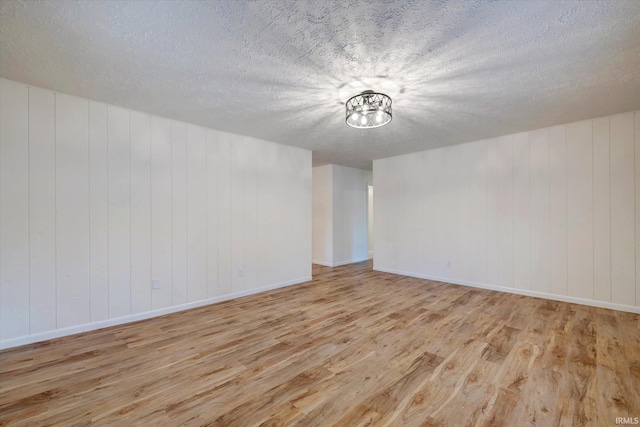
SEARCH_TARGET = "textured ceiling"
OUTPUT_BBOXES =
[1,0,640,169]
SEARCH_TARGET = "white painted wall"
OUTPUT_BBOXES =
[368,185,374,259]
[374,111,640,313]
[312,165,333,265]
[333,165,371,266]
[0,78,312,348]
[312,164,371,267]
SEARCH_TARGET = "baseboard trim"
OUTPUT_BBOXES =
[312,258,369,268]
[332,258,368,267]
[373,266,640,314]
[312,260,334,267]
[0,276,312,350]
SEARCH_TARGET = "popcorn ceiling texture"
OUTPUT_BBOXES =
[1,0,639,169]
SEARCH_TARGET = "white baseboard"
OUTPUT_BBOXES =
[373,267,640,314]
[332,258,368,267]
[368,250,373,259]
[0,276,312,350]
[312,257,368,268]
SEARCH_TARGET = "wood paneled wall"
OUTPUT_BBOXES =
[374,111,640,312]
[0,78,312,346]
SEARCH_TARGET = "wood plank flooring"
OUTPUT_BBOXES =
[1,261,639,426]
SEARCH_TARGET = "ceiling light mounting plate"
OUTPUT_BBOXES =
[345,90,392,129]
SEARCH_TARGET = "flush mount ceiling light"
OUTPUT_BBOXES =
[345,90,392,129]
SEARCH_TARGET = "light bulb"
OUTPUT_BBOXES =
[376,113,383,123]
[360,116,367,125]
[352,113,359,122]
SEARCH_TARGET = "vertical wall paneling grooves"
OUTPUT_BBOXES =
[422,151,436,275]
[206,130,219,298]
[593,116,611,302]
[529,128,550,294]
[0,79,30,339]
[474,140,489,284]
[486,138,499,285]
[150,116,172,310]
[549,125,568,296]
[28,86,56,333]
[458,145,472,281]
[458,145,473,281]
[275,144,289,280]
[513,132,530,290]
[89,102,109,321]
[285,145,311,280]
[392,156,424,272]
[244,137,258,291]
[411,152,427,276]
[255,141,269,286]
[107,106,131,318]
[171,121,187,305]
[186,124,207,302]
[130,111,152,313]
[56,94,90,327]
[476,141,489,284]
[384,158,404,270]
[265,144,281,283]
[331,165,343,266]
[636,111,640,306]
[610,112,635,305]
[447,145,461,279]
[217,132,232,295]
[566,120,594,299]
[374,110,640,313]
[231,136,245,293]
[0,78,312,348]
[497,135,514,288]
[430,151,445,277]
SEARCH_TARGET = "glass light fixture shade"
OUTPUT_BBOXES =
[345,90,392,129]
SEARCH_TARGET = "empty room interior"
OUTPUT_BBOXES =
[1,0,640,425]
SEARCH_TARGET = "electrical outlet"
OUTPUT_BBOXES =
[238,269,244,278]
[152,279,160,290]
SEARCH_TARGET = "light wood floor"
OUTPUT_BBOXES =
[1,261,639,426]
